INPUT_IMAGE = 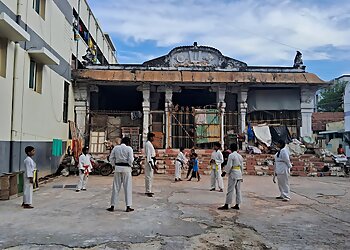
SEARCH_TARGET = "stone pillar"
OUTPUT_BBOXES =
[238,89,248,134]
[74,85,89,141]
[217,86,226,146]
[300,87,316,137]
[142,84,151,146]
[165,87,173,148]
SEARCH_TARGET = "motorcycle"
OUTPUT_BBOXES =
[132,156,143,176]
[331,154,350,176]
[90,157,114,176]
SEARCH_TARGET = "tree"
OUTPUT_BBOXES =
[317,80,347,112]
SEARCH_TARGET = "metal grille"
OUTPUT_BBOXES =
[247,110,300,136]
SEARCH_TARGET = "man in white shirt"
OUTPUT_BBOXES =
[219,143,244,210]
[76,146,93,192]
[107,137,134,212]
[210,142,224,192]
[175,147,187,181]
[145,132,157,197]
[23,146,36,209]
[274,140,293,201]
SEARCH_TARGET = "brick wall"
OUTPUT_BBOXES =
[155,149,331,177]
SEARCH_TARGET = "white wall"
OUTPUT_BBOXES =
[0,41,15,141]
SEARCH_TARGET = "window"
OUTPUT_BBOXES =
[63,81,69,123]
[33,0,46,19]
[0,38,7,77]
[29,60,43,93]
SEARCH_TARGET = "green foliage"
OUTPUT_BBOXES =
[317,80,347,112]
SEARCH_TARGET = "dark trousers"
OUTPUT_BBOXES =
[189,170,200,181]
[186,165,193,178]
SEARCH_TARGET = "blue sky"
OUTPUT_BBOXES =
[87,0,350,81]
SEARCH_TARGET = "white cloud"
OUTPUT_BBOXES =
[88,0,350,65]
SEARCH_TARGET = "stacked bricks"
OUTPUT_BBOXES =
[154,150,331,177]
[155,149,213,175]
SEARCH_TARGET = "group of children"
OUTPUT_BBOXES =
[22,137,292,212]
[175,147,200,182]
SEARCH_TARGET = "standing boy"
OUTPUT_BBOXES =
[175,147,187,181]
[218,143,244,210]
[186,148,196,179]
[210,142,224,192]
[23,146,36,209]
[188,153,200,181]
[274,140,292,201]
[76,146,92,192]
[145,132,157,197]
[107,137,134,212]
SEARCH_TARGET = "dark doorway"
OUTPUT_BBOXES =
[173,88,216,107]
[90,86,143,111]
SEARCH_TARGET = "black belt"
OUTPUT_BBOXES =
[176,159,184,166]
[115,163,130,167]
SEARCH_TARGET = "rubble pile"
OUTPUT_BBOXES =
[155,150,348,177]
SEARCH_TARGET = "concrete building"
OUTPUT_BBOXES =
[73,43,326,152]
[0,0,117,176]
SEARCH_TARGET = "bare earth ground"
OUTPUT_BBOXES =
[0,174,349,250]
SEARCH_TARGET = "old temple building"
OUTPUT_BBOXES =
[73,43,326,152]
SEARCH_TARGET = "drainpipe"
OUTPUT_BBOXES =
[9,43,20,173]
[9,0,24,172]
[75,0,81,69]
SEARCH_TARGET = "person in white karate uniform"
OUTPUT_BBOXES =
[175,147,187,182]
[107,137,134,212]
[274,139,292,201]
[76,146,92,192]
[23,146,36,209]
[210,142,224,192]
[145,132,157,197]
[218,143,244,210]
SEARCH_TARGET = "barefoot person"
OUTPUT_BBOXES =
[175,147,187,181]
[145,132,157,197]
[274,140,292,202]
[210,142,224,192]
[23,146,36,209]
[107,137,134,212]
[188,153,200,181]
[76,146,92,192]
[218,143,243,210]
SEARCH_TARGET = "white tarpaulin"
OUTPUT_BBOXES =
[253,125,272,147]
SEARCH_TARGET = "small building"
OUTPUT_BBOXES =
[0,0,117,176]
[73,43,326,151]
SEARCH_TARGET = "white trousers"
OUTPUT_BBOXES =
[210,167,224,189]
[225,177,242,205]
[277,173,290,199]
[175,161,182,179]
[76,170,88,190]
[23,177,33,205]
[144,163,154,193]
[111,171,132,207]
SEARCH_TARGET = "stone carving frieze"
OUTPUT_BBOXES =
[143,42,247,70]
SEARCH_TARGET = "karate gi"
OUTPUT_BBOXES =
[76,153,92,191]
[23,156,36,205]
[175,151,187,180]
[274,147,292,200]
[109,143,134,207]
[210,150,224,190]
[224,151,244,205]
[145,140,156,193]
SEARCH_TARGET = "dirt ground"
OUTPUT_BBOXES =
[0,174,349,250]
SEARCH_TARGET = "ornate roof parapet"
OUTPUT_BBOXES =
[143,42,248,71]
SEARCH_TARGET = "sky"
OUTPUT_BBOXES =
[87,0,350,81]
